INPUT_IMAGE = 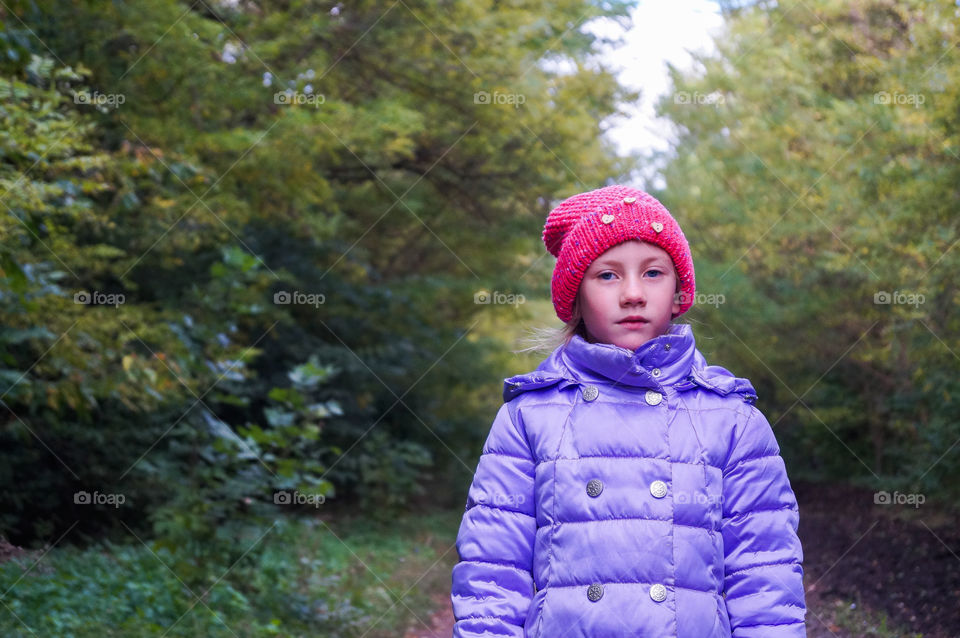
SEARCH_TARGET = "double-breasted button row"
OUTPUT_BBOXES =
[586,583,668,603]
[585,478,668,499]
[582,385,664,406]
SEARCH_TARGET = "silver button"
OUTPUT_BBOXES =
[649,583,667,602]
[651,368,661,378]
[645,390,662,406]
[587,583,604,602]
[582,385,599,402]
[663,343,671,350]
[650,480,668,499]
[586,479,603,497]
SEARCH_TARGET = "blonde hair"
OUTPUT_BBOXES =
[513,297,588,356]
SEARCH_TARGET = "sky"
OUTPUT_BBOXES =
[587,0,726,163]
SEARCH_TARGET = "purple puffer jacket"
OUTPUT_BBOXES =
[451,323,806,637]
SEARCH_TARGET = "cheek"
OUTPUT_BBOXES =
[577,288,592,315]
[578,284,600,317]
[580,281,607,307]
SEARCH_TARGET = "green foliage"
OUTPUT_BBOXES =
[654,0,960,503]
[1,0,637,546]
[0,510,461,637]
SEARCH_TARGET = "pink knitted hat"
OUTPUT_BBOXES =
[542,184,695,323]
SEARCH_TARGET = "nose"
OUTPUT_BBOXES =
[620,274,646,306]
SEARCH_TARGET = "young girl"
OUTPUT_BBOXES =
[450,185,807,637]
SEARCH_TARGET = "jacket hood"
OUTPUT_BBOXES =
[503,323,757,403]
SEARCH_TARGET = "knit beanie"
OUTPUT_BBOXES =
[542,184,696,324]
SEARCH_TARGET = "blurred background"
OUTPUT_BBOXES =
[1,0,958,636]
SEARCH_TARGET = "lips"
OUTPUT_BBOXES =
[618,317,650,330]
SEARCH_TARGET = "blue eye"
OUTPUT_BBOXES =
[599,272,615,280]
[646,269,663,278]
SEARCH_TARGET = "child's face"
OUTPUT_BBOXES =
[577,240,681,351]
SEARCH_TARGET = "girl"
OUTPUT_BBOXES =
[450,185,807,637]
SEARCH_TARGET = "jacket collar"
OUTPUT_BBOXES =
[503,323,758,403]
[561,322,696,389]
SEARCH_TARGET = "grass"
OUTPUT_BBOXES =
[822,597,925,638]
[803,590,928,638]
[0,509,463,638]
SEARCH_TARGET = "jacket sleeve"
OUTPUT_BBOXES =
[451,400,537,638]
[721,403,807,637]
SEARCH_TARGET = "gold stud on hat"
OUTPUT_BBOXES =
[651,221,664,233]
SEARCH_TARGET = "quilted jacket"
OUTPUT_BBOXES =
[451,323,806,637]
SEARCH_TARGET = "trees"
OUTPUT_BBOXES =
[655,0,960,498]
[2,0,639,543]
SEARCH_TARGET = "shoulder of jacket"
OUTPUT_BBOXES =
[674,363,758,404]
[502,371,578,403]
